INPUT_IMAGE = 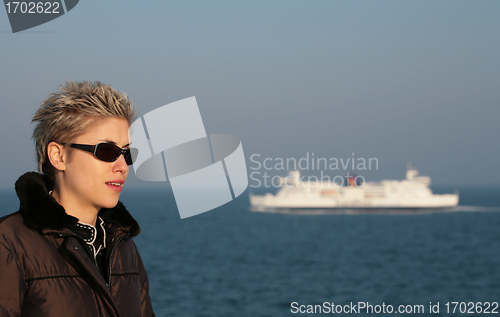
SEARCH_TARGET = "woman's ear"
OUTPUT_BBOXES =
[47,142,67,171]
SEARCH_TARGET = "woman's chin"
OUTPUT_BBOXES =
[100,198,120,210]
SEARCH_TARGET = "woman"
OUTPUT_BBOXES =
[0,81,155,316]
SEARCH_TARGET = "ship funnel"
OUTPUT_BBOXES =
[289,170,300,186]
[406,166,431,185]
[406,168,418,180]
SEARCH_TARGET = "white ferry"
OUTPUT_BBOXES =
[249,167,459,211]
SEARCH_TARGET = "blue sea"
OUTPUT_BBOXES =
[2,184,500,316]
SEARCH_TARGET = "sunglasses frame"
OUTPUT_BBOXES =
[59,142,136,165]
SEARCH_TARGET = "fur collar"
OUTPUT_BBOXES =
[15,172,140,237]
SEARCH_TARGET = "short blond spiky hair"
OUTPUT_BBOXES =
[32,81,137,179]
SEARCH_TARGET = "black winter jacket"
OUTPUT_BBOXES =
[0,172,155,317]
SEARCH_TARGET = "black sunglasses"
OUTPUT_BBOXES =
[60,142,138,165]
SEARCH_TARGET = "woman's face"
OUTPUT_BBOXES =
[62,117,131,211]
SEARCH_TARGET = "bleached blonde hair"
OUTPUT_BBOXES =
[32,81,137,179]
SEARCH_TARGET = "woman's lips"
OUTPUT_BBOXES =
[106,181,124,192]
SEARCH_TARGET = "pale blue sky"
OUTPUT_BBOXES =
[1,0,499,189]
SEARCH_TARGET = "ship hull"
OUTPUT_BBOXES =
[249,193,459,210]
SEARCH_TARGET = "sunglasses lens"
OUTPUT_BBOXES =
[94,143,138,165]
[96,143,121,162]
[124,148,139,165]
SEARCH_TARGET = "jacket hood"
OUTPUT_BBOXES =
[15,172,140,237]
